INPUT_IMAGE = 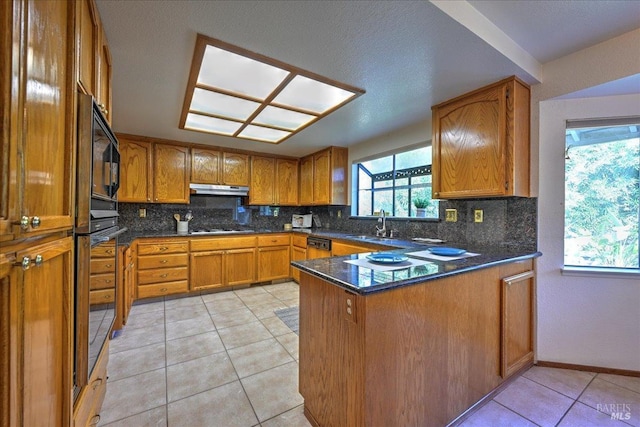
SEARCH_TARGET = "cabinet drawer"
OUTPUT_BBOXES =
[292,234,307,248]
[190,236,257,251]
[91,258,116,274]
[91,245,117,258]
[90,289,114,305]
[138,267,188,285]
[74,341,109,427]
[137,280,189,299]
[90,273,115,290]
[258,234,290,247]
[137,241,188,255]
[137,253,188,269]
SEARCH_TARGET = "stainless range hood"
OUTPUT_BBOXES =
[189,183,249,196]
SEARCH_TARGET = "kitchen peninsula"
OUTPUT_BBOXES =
[292,246,541,427]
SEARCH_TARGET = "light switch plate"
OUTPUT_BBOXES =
[474,209,483,223]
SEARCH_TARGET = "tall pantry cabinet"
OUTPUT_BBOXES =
[1,0,76,426]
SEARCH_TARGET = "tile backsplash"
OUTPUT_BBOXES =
[119,196,537,250]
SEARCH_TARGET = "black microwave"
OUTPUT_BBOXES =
[76,93,120,233]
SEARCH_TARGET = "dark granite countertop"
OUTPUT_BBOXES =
[291,243,541,295]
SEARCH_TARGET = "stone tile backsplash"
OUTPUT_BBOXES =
[119,197,537,250]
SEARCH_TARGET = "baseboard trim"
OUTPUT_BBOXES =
[536,360,640,377]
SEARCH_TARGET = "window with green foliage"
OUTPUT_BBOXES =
[564,118,639,269]
[354,146,439,218]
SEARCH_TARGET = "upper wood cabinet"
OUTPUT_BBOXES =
[153,143,190,203]
[431,76,530,199]
[119,137,152,202]
[222,152,250,186]
[119,137,190,203]
[276,158,299,206]
[1,0,76,241]
[249,156,276,205]
[76,0,111,123]
[191,147,221,184]
[299,155,314,205]
[299,147,348,205]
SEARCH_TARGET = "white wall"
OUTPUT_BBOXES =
[533,28,640,371]
[537,94,640,371]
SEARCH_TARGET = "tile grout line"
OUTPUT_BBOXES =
[490,399,543,427]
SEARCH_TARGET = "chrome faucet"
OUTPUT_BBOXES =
[376,210,387,237]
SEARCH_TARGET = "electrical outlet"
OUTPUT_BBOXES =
[337,210,342,218]
[139,208,146,218]
[445,209,457,222]
[474,209,483,223]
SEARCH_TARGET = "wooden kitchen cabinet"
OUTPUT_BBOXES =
[250,156,276,205]
[222,152,250,186]
[191,147,221,184]
[90,241,116,305]
[119,137,152,202]
[136,240,189,298]
[1,0,76,241]
[153,143,191,203]
[73,340,109,427]
[500,260,535,378]
[291,234,307,282]
[76,0,112,123]
[257,234,291,281]
[250,156,299,206]
[331,240,390,256]
[299,147,348,205]
[431,76,530,199]
[115,245,135,330]
[189,236,257,290]
[1,236,74,427]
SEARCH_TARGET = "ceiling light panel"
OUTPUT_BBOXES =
[184,113,242,135]
[239,125,291,143]
[252,105,316,130]
[181,34,365,144]
[197,45,290,99]
[272,75,356,114]
[191,88,260,120]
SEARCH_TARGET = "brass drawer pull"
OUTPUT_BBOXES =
[161,287,168,292]
[105,264,112,268]
[89,414,100,426]
[91,377,103,389]
[159,246,168,251]
[160,273,168,278]
[160,260,168,264]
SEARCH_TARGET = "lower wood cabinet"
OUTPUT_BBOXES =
[257,234,291,282]
[136,240,189,298]
[290,234,307,282]
[501,261,535,378]
[73,340,109,427]
[331,240,392,256]
[189,236,257,290]
[1,236,74,427]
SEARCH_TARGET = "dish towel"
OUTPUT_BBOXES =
[344,257,431,272]
[405,250,480,261]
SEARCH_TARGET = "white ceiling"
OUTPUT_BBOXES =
[96,0,640,157]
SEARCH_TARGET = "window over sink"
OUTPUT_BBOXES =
[564,117,639,271]
[352,145,439,219]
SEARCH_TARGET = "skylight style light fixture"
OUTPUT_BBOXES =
[180,34,365,144]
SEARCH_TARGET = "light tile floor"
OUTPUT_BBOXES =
[100,281,639,427]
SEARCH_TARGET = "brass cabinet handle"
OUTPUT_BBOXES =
[20,216,29,230]
[161,287,168,292]
[105,264,112,268]
[89,414,100,426]
[20,257,30,270]
[91,377,103,389]
[31,216,41,228]
[160,260,168,264]
[159,247,168,251]
[17,254,43,270]
[160,273,168,278]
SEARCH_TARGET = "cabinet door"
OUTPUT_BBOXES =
[299,155,314,205]
[276,158,299,206]
[191,148,221,184]
[76,0,98,96]
[331,242,370,256]
[190,251,224,290]
[313,150,331,205]
[291,246,306,282]
[96,24,112,124]
[222,152,249,186]
[501,269,535,378]
[2,237,74,427]
[226,248,256,286]
[153,143,190,203]
[257,246,291,281]
[5,0,75,238]
[119,138,152,202]
[249,156,275,205]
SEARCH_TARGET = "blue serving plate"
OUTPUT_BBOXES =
[428,247,466,256]
[366,253,409,264]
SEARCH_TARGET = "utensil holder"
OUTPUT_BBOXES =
[177,221,189,234]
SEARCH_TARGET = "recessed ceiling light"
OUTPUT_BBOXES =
[180,34,365,144]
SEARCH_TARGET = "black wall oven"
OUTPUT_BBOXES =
[74,93,124,399]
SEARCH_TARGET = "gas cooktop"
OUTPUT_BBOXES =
[190,228,255,235]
